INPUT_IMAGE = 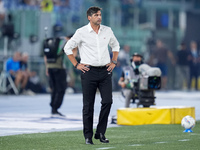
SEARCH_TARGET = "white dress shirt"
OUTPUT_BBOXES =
[64,23,120,66]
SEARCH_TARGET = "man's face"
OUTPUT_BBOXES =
[13,52,21,62]
[22,55,28,62]
[190,42,197,50]
[132,56,142,62]
[156,40,163,48]
[88,11,102,26]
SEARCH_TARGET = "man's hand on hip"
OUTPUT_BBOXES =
[77,64,90,73]
[106,63,116,72]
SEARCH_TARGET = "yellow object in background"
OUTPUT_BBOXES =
[173,107,195,124]
[117,106,195,125]
[41,0,54,12]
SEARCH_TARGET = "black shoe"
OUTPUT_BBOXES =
[94,133,109,143]
[51,111,65,117]
[85,138,94,145]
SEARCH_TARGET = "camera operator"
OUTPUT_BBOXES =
[43,35,75,117]
[118,53,143,108]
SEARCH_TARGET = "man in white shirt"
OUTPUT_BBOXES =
[64,6,120,145]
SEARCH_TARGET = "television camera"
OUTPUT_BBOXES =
[126,64,161,107]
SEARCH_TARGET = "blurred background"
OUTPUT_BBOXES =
[0,0,200,94]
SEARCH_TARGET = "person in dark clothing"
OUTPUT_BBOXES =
[175,42,190,90]
[44,36,68,117]
[188,41,200,90]
[150,39,175,90]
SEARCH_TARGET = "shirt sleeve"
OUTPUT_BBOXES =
[109,28,120,52]
[64,29,81,55]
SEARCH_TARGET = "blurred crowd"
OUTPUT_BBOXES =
[5,39,200,95]
[6,51,47,95]
[0,0,70,10]
[115,40,200,91]
[1,0,200,95]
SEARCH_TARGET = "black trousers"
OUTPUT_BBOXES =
[189,64,199,90]
[48,68,67,111]
[81,66,113,139]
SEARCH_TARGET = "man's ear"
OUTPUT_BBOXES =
[88,16,91,21]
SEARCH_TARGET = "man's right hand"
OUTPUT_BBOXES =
[77,64,90,73]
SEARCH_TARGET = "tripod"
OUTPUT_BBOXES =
[0,37,19,94]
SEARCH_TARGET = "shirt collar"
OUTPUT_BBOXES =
[87,22,103,33]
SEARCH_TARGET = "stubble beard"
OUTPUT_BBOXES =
[95,19,101,26]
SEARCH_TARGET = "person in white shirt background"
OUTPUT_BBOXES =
[64,6,120,145]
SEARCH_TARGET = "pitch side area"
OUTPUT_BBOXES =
[0,91,200,136]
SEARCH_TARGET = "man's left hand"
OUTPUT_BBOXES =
[106,63,116,72]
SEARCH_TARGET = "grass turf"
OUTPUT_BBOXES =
[1,121,200,150]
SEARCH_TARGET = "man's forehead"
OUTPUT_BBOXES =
[92,11,101,15]
[133,56,142,59]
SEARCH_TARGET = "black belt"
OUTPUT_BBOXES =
[90,65,107,68]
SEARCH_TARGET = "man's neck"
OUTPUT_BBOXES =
[90,23,100,34]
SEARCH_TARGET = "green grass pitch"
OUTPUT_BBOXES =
[1,121,200,150]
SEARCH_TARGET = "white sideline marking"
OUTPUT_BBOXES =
[129,144,143,146]
[155,141,168,144]
[178,139,190,142]
[96,147,115,150]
